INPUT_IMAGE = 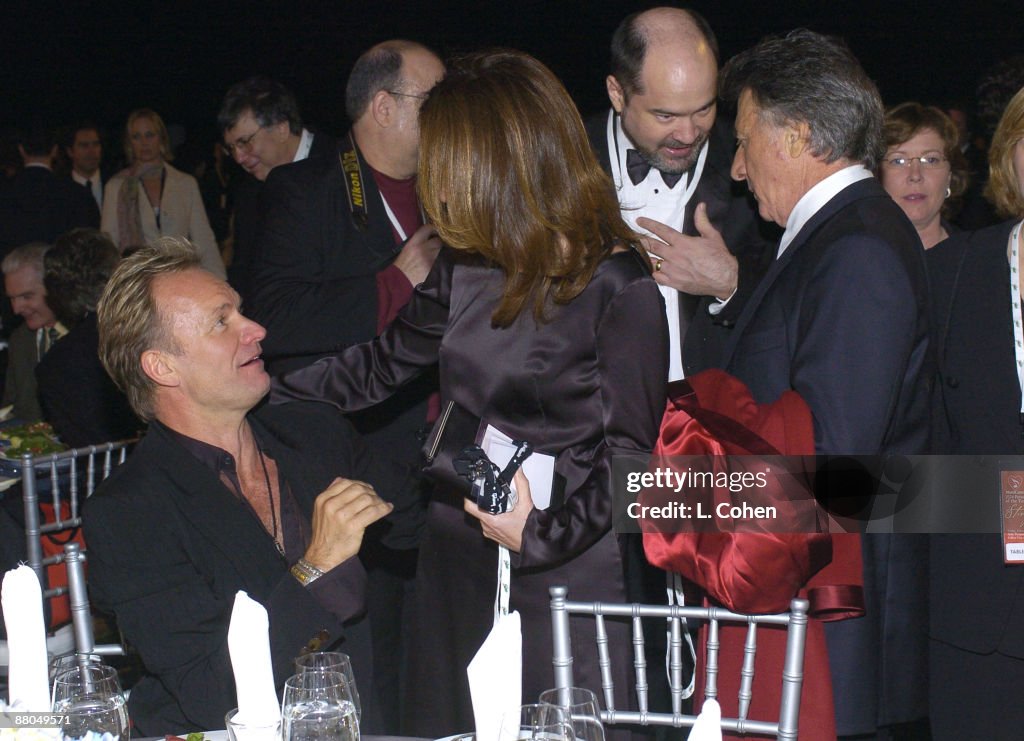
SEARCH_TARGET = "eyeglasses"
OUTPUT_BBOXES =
[387,90,430,102]
[882,155,948,169]
[223,126,267,157]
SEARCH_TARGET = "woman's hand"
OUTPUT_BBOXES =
[463,469,534,552]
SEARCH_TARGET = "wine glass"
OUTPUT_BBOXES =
[538,687,605,741]
[281,670,359,741]
[294,652,361,723]
[52,663,130,741]
[499,703,574,741]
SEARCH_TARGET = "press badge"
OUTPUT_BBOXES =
[999,470,1024,564]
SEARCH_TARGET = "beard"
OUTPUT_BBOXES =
[635,129,709,175]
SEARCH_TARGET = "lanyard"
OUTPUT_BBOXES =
[1008,219,1024,414]
[494,545,511,626]
[379,193,408,243]
[606,110,709,231]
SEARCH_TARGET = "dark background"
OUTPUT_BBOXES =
[2,0,1021,152]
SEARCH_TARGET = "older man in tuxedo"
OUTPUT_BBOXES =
[718,30,931,738]
[84,240,408,734]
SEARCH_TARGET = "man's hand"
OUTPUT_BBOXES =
[463,469,534,552]
[393,223,442,286]
[303,478,393,572]
[638,202,738,300]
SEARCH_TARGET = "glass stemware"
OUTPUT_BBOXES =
[281,670,359,741]
[499,703,574,741]
[538,687,605,741]
[51,663,130,741]
[294,652,361,723]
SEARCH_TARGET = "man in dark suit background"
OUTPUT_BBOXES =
[0,127,99,254]
[249,40,445,731]
[65,122,105,210]
[718,29,931,738]
[218,77,338,304]
[587,7,776,379]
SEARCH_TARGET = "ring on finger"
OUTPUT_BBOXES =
[654,258,663,272]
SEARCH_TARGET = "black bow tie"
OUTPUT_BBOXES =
[626,149,684,189]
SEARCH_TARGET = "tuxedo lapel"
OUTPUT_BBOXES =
[719,179,874,368]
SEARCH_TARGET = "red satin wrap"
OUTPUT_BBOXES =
[641,369,864,740]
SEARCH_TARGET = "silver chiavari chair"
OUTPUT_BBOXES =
[549,585,809,740]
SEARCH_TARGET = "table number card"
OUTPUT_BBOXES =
[999,470,1024,564]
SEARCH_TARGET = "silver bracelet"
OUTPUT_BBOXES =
[290,557,326,587]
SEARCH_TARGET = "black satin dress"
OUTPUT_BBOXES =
[274,246,668,735]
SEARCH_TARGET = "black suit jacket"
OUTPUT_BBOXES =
[250,133,435,493]
[0,166,99,251]
[250,134,397,368]
[35,313,140,447]
[927,220,1024,659]
[719,175,932,731]
[722,176,931,455]
[585,110,777,372]
[83,401,415,734]
[229,131,337,305]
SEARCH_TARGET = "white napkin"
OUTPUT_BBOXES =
[2,565,50,711]
[686,698,722,741]
[227,591,280,725]
[467,610,522,741]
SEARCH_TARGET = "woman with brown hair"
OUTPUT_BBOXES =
[879,102,969,248]
[101,108,225,277]
[274,49,668,734]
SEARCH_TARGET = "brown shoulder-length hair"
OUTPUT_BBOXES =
[417,49,639,327]
[882,102,969,215]
[986,86,1024,219]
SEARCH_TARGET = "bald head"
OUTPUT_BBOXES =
[345,40,442,123]
[610,7,718,98]
[606,7,719,176]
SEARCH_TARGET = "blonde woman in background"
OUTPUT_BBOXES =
[101,108,225,277]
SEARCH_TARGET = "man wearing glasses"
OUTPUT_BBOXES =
[246,40,445,733]
[218,77,337,304]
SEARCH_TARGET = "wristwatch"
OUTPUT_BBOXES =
[290,558,326,587]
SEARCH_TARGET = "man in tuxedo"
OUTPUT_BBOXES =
[0,128,99,254]
[85,240,404,734]
[718,30,931,737]
[65,123,104,209]
[217,77,338,303]
[249,40,445,730]
[588,6,776,378]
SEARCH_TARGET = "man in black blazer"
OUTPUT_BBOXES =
[248,42,445,729]
[587,7,776,379]
[84,241,404,734]
[65,123,105,210]
[218,77,338,304]
[718,31,932,737]
[0,128,99,254]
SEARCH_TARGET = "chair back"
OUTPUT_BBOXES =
[62,541,123,656]
[548,586,809,740]
[21,441,133,603]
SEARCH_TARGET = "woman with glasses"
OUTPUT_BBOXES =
[926,87,1024,738]
[878,102,969,249]
[101,108,225,277]
[273,49,668,736]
